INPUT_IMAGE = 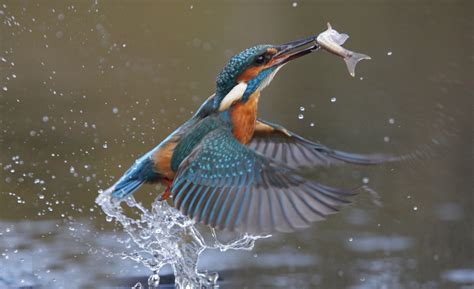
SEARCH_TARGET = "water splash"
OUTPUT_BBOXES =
[95,188,270,288]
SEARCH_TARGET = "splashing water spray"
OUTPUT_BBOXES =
[96,189,269,289]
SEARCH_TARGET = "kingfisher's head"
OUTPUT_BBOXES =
[214,36,319,111]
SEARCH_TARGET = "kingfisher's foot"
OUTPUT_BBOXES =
[158,183,172,201]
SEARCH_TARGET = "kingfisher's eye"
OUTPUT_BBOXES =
[255,54,265,65]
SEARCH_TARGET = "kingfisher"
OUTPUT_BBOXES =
[105,35,388,234]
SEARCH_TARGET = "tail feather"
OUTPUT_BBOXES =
[106,152,158,200]
[110,178,145,199]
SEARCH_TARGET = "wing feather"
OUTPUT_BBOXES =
[187,185,207,217]
[248,119,393,168]
[200,186,220,223]
[190,185,211,220]
[171,127,355,234]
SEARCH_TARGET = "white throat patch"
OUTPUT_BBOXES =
[218,82,248,111]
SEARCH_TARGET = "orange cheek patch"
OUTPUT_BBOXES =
[237,66,263,82]
[237,49,278,82]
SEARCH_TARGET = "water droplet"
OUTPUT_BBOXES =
[148,273,160,288]
[383,136,390,142]
[102,143,108,148]
[359,76,364,80]
[362,177,369,184]
[299,106,305,111]
[292,2,298,7]
[38,194,45,199]
[387,51,392,56]
[122,43,127,48]
[57,13,65,21]
[42,116,49,122]
[29,130,37,136]
[112,107,119,114]
[348,237,353,242]
[2,86,7,91]
[297,114,304,120]
[413,206,418,211]
[330,97,337,103]
[95,174,269,288]
[388,118,395,124]
[310,122,315,127]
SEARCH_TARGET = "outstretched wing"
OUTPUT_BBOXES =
[248,119,392,169]
[170,127,355,234]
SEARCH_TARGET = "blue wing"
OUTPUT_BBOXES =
[248,118,394,168]
[170,127,355,234]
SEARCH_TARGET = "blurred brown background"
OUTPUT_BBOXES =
[0,1,472,288]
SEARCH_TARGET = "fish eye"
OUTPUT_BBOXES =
[255,54,265,65]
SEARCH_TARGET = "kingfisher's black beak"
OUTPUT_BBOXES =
[271,36,319,67]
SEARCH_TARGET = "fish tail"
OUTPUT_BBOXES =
[344,52,371,77]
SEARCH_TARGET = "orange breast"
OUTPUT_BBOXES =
[230,91,260,144]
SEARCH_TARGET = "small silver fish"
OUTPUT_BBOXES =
[316,22,371,77]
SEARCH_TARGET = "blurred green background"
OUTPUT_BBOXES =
[0,1,472,288]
